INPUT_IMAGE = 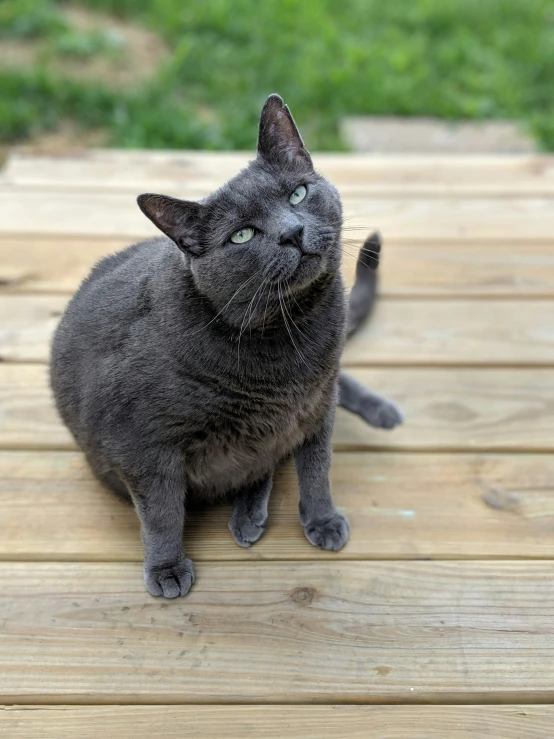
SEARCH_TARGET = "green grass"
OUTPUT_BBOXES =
[2,0,554,149]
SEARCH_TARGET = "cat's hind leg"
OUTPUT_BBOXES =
[83,449,133,503]
[339,371,404,429]
[229,473,273,548]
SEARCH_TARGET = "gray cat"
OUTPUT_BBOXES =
[50,94,403,599]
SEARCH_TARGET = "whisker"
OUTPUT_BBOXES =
[262,282,273,336]
[341,247,379,265]
[282,280,316,344]
[278,282,308,367]
[342,243,380,257]
[250,278,269,333]
[358,247,381,256]
[184,269,262,338]
[237,277,266,367]
[240,279,266,338]
[283,279,320,345]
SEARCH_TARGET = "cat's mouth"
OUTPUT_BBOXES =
[290,252,323,285]
[264,250,323,286]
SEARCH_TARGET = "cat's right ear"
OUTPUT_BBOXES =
[137,193,202,256]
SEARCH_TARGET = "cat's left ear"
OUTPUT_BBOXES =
[257,94,313,168]
[137,193,203,256]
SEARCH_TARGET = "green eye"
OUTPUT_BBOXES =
[289,184,307,205]
[230,227,255,244]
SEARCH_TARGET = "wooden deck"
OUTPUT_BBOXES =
[1,151,554,737]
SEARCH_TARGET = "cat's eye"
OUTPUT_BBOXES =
[230,227,255,244]
[289,184,307,205]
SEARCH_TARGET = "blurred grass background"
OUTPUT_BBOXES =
[1,0,554,150]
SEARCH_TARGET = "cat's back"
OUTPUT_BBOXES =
[50,237,176,427]
[53,237,173,355]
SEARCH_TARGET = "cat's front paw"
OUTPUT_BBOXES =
[229,508,267,548]
[304,511,350,551]
[362,397,404,430]
[144,556,195,599]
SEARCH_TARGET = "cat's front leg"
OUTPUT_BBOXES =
[228,472,273,547]
[339,371,404,429]
[130,458,194,599]
[295,408,349,551]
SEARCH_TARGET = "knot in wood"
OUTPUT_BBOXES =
[290,586,316,605]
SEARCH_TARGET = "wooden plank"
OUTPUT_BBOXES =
[0,561,553,702]
[343,299,554,366]
[0,295,65,362]
[374,242,554,297]
[3,236,554,298]
[2,365,554,452]
[1,705,553,739]
[2,450,554,562]
[5,150,554,195]
[5,293,554,365]
[0,237,128,293]
[5,190,554,240]
[334,368,554,452]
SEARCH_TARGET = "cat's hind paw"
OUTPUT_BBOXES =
[361,397,404,430]
[229,509,267,548]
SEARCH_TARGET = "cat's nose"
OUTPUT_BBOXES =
[279,225,304,251]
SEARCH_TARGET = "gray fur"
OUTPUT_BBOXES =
[228,472,272,547]
[50,94,402,598]
[339,373,404,429]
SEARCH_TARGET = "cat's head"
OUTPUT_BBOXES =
[137,94,342,327]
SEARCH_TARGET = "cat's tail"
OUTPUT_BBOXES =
[346,231,381,337]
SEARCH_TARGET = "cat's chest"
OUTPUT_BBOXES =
[184,374,332,495]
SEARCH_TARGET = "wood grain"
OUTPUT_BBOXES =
[3,236,554,298]
[1,705,553,739]
[5,190,554,240]
[333,368,554,452]
[0,295,65,362]
[2,450,554,562]
[343,299,554,366]
[5,293,554,365]
[5,150,554,195]
[0,561,553,702]
[0,237,128,294]
[2,365,554,452]
[0,364,72,450]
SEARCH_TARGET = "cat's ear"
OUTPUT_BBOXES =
[137,193,202,255]
[257,94,312,168]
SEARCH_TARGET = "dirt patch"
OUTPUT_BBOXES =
[0,5,170,153]
[0,5,169,87]
[10,120,109,155]
[61,5,169,85]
